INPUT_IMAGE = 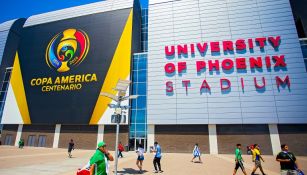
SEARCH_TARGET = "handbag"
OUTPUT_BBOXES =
[297,169,305,175]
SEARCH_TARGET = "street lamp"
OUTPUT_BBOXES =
[100,79,138,175]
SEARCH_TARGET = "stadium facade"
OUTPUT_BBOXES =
[1,0,307,155]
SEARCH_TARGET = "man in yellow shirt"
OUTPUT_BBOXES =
[251,144,266,175]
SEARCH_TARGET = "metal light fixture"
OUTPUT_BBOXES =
[100,79,138,175]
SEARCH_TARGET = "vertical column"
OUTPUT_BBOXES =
[269,124,281,155]
[53,124,61,148]
[14,124,23,146]
[97,124,104,146]
[208,124,218,154]
[147,124,155,152]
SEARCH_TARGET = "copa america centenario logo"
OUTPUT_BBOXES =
[45,28,90,72]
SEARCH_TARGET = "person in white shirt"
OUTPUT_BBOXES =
[136,144,145,174]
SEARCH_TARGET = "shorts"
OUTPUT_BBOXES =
[235,160,245,171]
[137,155,144,161]
[280,170,298,175]
[255,160,262,168]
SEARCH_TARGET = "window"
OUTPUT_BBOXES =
[4,134,13,145]
[38,135,46,147]
[138,70,146,82]
[136,110,146,123]
[137,83,146,95]
[27,135,36,147]
[137,96,146,109]
[131,53,147,141]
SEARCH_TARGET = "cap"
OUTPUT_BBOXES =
[98,141,106,148]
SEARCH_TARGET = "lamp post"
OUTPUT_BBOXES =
[100,79,138,175]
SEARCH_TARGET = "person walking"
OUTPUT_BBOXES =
[276,144,302,175]
[68,139,75,158]
[233,144,247,175]
[191,143,202,163]
[18,139,24,149]
[89,141,114,175]
[151,141,163,173]
[118,142,124,158]
[251,144,266,175]
[136,144,145,174]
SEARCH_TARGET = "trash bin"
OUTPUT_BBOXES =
[125,145,129,152]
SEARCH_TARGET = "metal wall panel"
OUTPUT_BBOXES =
[147,0,307,124]
[0,20,17,65]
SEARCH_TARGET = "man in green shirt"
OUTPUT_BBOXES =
[90,141,114,175]
[233,144,247,175]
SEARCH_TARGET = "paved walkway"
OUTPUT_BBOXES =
[0,146,306,175]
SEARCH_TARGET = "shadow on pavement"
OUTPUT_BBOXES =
[117,168,148,174]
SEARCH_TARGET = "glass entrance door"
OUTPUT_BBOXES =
[27,135,36,146]
[38,135,46,147]
[134,138,147,152]
[4,135,12,145]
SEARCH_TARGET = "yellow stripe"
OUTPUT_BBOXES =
[11,52,31,124]
[89,10,133,124]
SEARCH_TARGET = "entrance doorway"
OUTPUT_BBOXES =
[27,135,36,146]
[131,138,147,152]
[4,134,12,145]
[38,135,46,147]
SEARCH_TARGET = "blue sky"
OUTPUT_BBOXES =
[0,0,148,24]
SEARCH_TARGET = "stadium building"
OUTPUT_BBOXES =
[1,0,307,155]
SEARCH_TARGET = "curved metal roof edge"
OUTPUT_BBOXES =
[0,19,19,32]
[24,0,134,27]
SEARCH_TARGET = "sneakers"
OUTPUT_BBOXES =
[153,170,163,173]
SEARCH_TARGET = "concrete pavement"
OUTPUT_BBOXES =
[0,146,306,175]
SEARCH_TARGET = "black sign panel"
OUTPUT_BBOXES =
[17,8,131,124]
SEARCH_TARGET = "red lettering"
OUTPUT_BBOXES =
[190,44,195,54]
[197,42,208,54]
[178,62,187,73]
[182,80,190,94]
[196,61,206,72]
[276,75,290,89]
[255,37,266,49]
[273,55,286,67]
[200,79,211,91]
[236,58,247,69]
[250,57,263,68]
[236,39,246,50]
[177,44,188,55]
[223,41,234,52]
[165,46,175,56]
[210,42,220,52]
[166,81,173,92]
[265,56,271,68]
[241,78,244,90]
[254,77,266,88]
[164,63,176,74]
[221,59,234,70]
[268,36,281,49]
[248,39,254,49]
[208,60,220,71]
[220,78,231,90]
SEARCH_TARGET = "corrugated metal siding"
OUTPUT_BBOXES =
[147,0,307,124]
[0,20,17,32]
[0,19,18,64]
[24,0,133,27]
